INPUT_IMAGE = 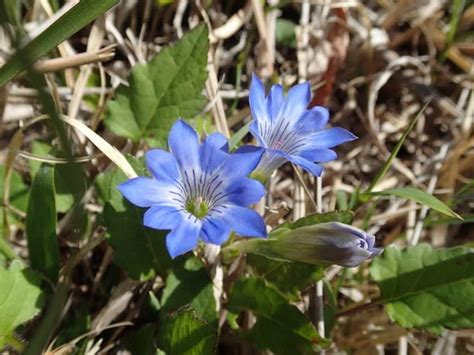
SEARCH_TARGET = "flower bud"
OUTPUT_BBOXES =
[224,222,382,267]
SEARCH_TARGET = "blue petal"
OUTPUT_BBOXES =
[286,154,323,176]
[249,74,270,123]
[219,205,267,237]
[201,217,231,245]
[281,81,311,121]
[266,84,284,120]
[118,177,176,207]
[200,132,229,173]
[295,106,329,133]
[370,247,383,258]
[143,204,183,230]
[165,217,201,258]
[305,127,357,149]
[299,148,337,163]
[168,119,200,170]
[224,177,265,206]
[204,132,229,153]
[220,145,264,178]
[146,149,179,183]
[249,120,267,147]
[253,149,287,178]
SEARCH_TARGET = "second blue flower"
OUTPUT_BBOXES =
[249,74,357,179]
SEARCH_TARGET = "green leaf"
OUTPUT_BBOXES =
[125,324,158,355]
[447,0,466,45]
[26,164,60,282]
[0,0,119,86]
[0,0,22,27]
[161,257,217,324]
[0,261,44,350]
[96,167,171,280]
[276,19,297,48]
[278,210,353,230]
[27,142,87,213]
[228,121,251,150]
[158,308,217,355]
[0,164,29,243]
[227,277,327,354]
[54,162,87,214]
[0,164,29,212]
[364,187,461,219]
[370,244,474,333]
[105,25,209,145]
[248,254,323,301]
[54,304,91,351]
[28,141,52,178]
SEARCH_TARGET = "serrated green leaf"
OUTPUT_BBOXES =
[0,261,44,350]
[364,187,461,219]
[105,25,209,145]
[370,244,474,333]
[26,164,60,282]
[227,277,327,354]
[161,257,217,324]
[247,254,323,301]
[158,308,217,355]
[96,167,171,280]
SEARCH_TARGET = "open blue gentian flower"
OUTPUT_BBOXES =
[249,74,357,180]
[118,119,267,258]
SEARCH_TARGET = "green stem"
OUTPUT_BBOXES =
[24,234,106,354]
[0,237,17,260]
[4,333,25,352]
[23,281,70,355]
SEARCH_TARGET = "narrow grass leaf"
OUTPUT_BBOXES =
[228,120,251,150]
[0,0,119,86]
[364,187,461,219]
[365,102,429,193]
[26,164,60,282]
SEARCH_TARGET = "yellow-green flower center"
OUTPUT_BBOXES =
[186,197,209,219]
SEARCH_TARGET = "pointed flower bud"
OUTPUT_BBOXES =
[224,222,382,267]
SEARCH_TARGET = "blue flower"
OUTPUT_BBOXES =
[118,119,267,258]
[249,74,357,179]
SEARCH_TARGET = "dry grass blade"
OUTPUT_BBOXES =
[61,115,137,179]
[34,45,115,73]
